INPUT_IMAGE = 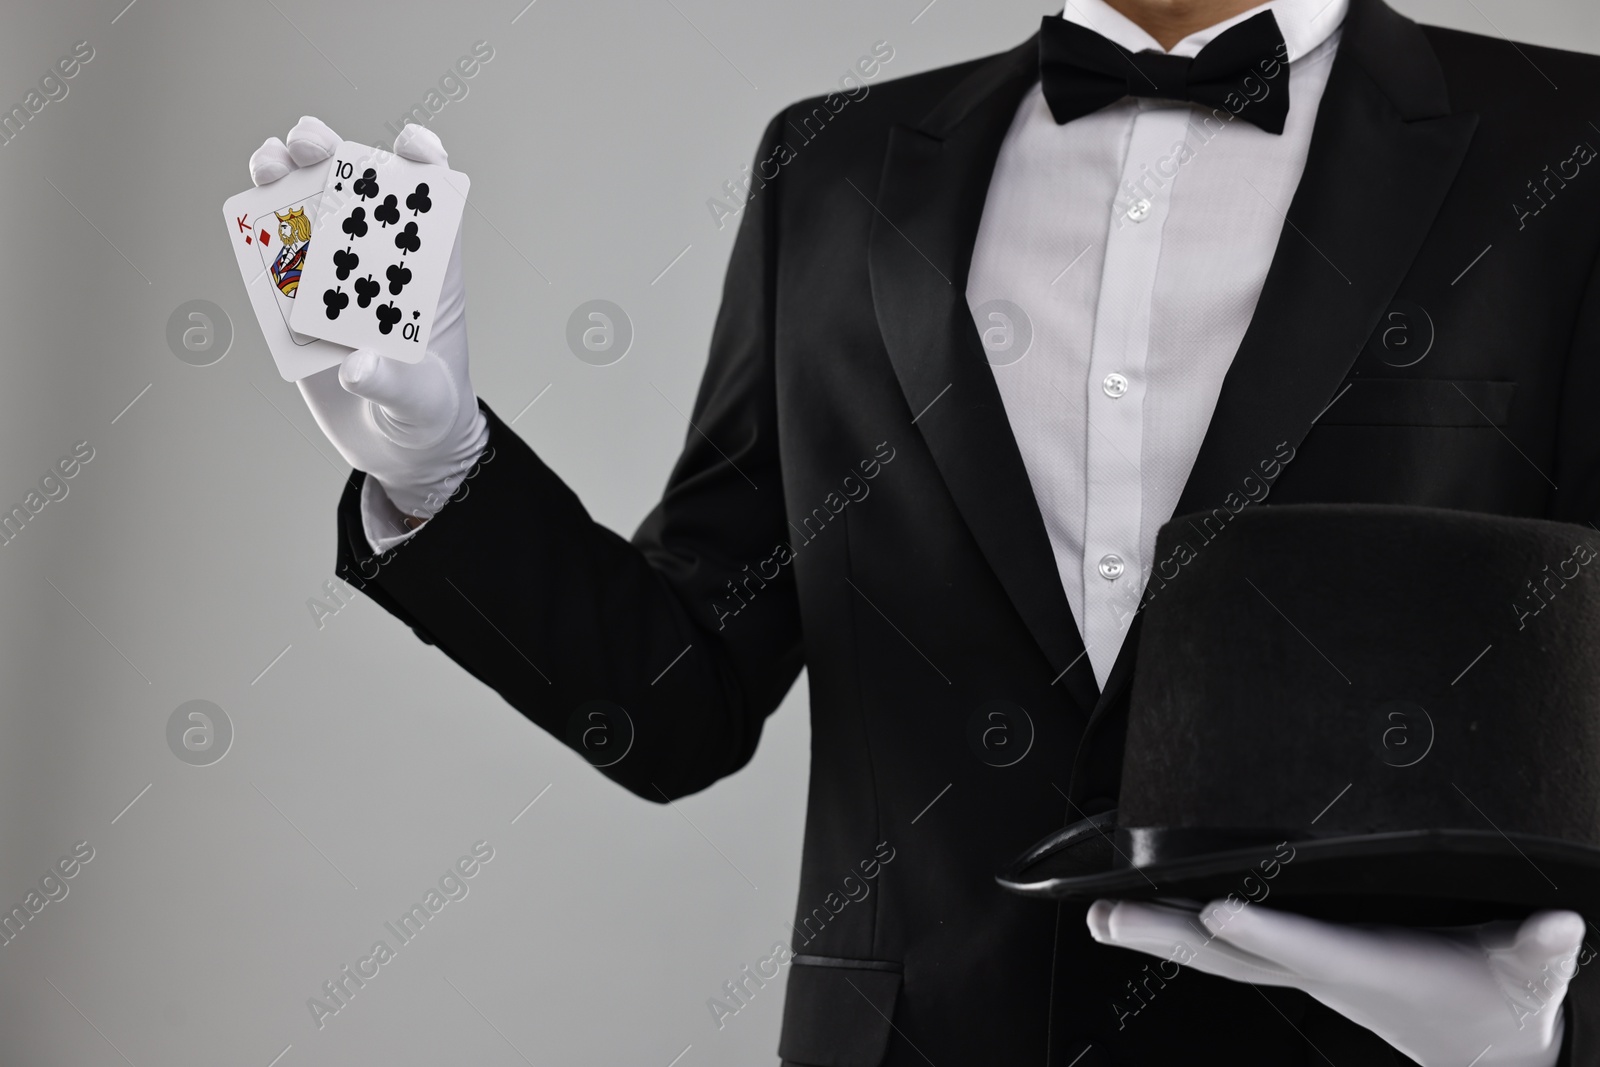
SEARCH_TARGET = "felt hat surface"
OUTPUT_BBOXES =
[998,504,1600,920]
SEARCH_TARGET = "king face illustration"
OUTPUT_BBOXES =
[270,206,311,298]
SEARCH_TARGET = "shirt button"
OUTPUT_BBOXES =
[1097,554,1125,581]
[1126,198,1152,222]
[1101,372,1129,398]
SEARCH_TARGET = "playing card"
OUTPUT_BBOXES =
[222,163,351,381]
[289,141,469,363]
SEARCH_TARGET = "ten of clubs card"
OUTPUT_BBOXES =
[222,163,349,381]
[289,141,468,364]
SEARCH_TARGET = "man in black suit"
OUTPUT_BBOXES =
[250,0,1600,1062]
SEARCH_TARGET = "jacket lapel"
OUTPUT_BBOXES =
[869,0,1479,734]
[1085,0,1480,737]
[868,35,1102,714]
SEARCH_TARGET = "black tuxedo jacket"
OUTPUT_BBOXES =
[333,1,1600,1062]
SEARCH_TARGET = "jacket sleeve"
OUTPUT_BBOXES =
[332,110,803,802]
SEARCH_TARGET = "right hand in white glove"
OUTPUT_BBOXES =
[1088,898,1582,1067]
[249,116,488,538]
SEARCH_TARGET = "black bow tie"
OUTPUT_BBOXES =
[1038,10,1291,134]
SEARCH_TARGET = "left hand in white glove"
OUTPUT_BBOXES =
[1088,897,1586,1067]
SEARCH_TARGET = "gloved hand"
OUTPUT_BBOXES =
[249,115,488,537]
[1089,897,1585,1067]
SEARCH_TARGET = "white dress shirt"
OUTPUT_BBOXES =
[966,0,1347,687]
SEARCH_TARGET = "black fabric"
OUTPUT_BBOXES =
[333,0,1600,1061]
[1315,378,1517,426]
[1039,10,1291,133]
[778,959,902,1066]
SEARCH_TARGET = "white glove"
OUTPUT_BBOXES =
[249,116,488,544]
[1089,897,1585,1067]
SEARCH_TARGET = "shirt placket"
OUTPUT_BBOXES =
[1079,101,1186,684]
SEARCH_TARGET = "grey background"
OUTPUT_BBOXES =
[0,1,1590,1063]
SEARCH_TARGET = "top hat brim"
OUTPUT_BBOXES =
[998,812,1600,923]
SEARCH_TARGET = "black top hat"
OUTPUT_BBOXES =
[998,504,1600,921]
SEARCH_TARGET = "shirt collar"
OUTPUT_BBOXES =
[1061,0,1348,63]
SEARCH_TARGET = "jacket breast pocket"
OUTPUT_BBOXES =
[778,955,903,1067]
[1317,379,1517,427]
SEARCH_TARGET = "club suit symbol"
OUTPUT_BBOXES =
[375,301,403,334]
[354,274,380,308]
[341,207,368,240]
[395,222,421,255]
[332,247,359,281]
[353,167,380,201]
[374,194,400,228]
[321,286,349,320]
[406,182,432,216]
[386,263,412,295]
